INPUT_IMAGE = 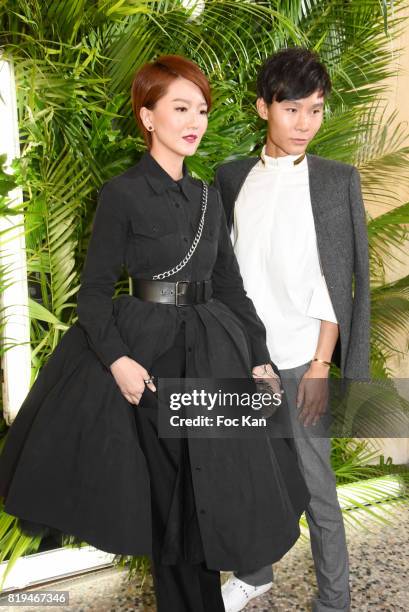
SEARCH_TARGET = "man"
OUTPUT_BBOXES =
[214,47,370,612]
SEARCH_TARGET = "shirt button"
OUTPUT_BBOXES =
[183,237,188,243]
[195,466,201,471]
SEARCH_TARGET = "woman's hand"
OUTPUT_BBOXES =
[252,363,282,397]
[110,356,156,406]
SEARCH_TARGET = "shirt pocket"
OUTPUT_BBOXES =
[127,214,178,272]
[129,212,178,238]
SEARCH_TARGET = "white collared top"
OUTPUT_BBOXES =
[231,145,337,369]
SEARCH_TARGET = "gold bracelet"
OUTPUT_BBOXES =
[312,357,331,368]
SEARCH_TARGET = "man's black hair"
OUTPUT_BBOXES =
[256,47,332,104]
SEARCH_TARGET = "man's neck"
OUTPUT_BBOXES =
[265,142,287,158]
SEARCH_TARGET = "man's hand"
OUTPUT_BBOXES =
[252,363,282,397]
[110,356,156,405]
[296,361,329,427]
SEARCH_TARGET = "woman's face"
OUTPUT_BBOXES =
[140,77,208,158]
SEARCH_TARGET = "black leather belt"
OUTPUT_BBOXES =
[131,278,213,306]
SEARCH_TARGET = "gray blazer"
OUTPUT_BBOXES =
[214,154,371,379]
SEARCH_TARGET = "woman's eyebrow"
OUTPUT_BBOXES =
[171,97,207,106]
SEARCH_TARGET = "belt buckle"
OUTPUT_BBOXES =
[175,280,188,306]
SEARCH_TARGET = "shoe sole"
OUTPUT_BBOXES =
[223,582,273,612]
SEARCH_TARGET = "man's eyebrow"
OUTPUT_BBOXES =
[282,99,324,108]
[171,98,207,106]
[282,99,302,106]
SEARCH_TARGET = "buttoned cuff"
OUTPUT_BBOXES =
[250,341,272,370]
[81,331,131,370]
[105,348,131,370]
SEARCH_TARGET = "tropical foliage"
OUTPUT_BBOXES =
[0,0,408,587]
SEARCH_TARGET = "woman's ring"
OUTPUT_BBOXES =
[144,376,155,385]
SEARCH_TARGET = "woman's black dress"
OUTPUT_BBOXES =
[0,151,310,573]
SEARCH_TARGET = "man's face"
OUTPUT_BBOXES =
[256,90,324,156]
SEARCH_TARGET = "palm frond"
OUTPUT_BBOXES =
[368,202,409,273]
[371,275,409,364]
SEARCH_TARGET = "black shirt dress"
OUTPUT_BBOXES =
[0,151,310,573]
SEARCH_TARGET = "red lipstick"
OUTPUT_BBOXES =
[183,135,198,143]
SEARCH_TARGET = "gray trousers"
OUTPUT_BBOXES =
[235,362,351,612]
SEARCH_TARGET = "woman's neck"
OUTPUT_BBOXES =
[149,146,184,181]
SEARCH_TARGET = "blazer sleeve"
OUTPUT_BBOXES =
[210,188,273,370]
[345,167,371,379]
[76,181,131,369]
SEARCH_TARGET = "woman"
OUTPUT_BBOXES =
[0,56,310,611]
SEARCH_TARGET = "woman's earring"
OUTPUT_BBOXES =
[147,125,154,132]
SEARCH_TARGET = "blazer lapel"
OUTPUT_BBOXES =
[306,154,326,216]
[306,154,327,274]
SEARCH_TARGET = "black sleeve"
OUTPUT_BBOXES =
[210,188,272,369]
[76,181,131,369]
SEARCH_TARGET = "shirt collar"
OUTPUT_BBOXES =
[139,150,192,199]
[259,144,306,169]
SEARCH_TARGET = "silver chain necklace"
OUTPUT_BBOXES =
[152,181,208,280]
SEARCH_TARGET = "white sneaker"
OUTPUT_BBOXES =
[222,576,273,612]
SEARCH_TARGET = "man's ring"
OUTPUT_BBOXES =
[144,376,155,385]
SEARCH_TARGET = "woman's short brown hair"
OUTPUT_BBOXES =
[131,55,211,147]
